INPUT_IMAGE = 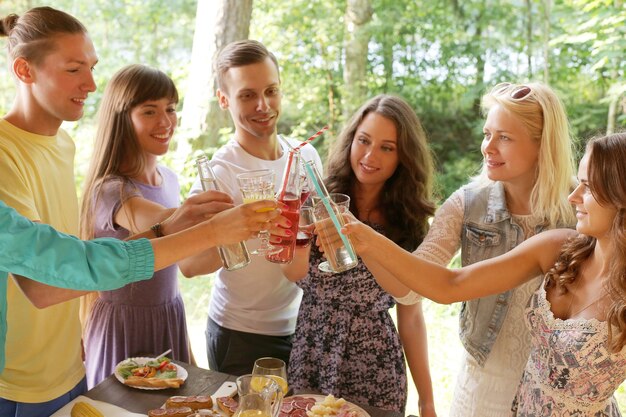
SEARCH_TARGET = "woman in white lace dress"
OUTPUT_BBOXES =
[393,82,576,417]
[344,132,626,416]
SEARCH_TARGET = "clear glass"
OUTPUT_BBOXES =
[295,206,315,248]
[311,192,358,273]
[196,156,251,270]
[235,374,283,417]
[236,169,279,255]
[251,357,289,395]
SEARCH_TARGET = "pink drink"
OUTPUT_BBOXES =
[300,190,311,205]
[295,231,312,247]
[266,196,300,264]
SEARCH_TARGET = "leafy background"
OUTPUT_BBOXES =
[1,0,625,414]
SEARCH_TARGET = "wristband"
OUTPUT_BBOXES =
[150,222,164,237]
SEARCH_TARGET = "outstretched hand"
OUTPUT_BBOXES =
[340,215,380,257]
[208,199,282,246]
[161,190,235,235]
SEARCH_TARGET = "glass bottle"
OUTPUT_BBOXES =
[196,155,251,271]
[266,150,302,264]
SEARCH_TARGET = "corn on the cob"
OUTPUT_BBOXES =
[70,401,104,417]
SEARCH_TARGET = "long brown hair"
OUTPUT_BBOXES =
[80,64,178,240]
[546,132,626,351]
[0,6,86,65]
[326,94,436,250]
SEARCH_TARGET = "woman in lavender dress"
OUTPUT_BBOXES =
[283,95,437,415]
[80,65,190,387]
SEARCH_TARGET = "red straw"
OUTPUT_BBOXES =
[296,125,328,150]
[278,126,328,201]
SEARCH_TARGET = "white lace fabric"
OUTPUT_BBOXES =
[512,284,626,416]
[400,190,545,416]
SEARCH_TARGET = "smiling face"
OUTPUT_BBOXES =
[217,57,281,143]
[130,98,177,158]
[481,104,540,188]
[568,152,618,239]
[24,33,98,133]
[350,112,399,188]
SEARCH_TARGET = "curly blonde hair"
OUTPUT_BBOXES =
[546,132,626,351]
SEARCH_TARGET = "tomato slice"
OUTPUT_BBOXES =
[157,359,170,371]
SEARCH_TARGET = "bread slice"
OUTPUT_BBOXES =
[166,395,213,411]
[147,406,194,417]
[216,396,238,416]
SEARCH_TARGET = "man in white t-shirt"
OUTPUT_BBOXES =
[185,40,323,375]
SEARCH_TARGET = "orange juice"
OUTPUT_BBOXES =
[235,410,271,417]
[268,375,288,395]
[251,374,288,396]
[243,197,276,212]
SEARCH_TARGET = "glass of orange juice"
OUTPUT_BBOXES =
[237,169,279,255]
[252,357,289,395]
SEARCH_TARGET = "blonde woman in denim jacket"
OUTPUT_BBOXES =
[394,82,576,416]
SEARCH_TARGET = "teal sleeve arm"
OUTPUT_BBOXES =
[0,201,155,289]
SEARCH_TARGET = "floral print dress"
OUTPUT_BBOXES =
[288,223,407,413]
[512,281,626,416]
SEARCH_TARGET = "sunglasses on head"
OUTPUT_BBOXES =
[492,82,532,100]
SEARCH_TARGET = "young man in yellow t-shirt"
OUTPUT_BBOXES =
[0,7,270,417]
[0,8,100,416]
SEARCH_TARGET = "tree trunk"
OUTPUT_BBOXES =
[471,5,486,116]
[382,36,393,93]
[343,0,373,118]
[525,0,533,78]
[606,61,622,135]
[542,0,551,83]
[178,0,253,157]
[607,93,618,135]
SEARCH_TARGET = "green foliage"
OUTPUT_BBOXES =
[2,1,625,412]
[2,0,622,201]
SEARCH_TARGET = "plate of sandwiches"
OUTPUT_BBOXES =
[114,357,188,390]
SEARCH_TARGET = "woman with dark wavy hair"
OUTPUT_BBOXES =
[344,132,626,416]
[283,94,437,415]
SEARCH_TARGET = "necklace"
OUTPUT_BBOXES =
[358,205,378,222]
[568,290,607,317]
[566,272,608,318]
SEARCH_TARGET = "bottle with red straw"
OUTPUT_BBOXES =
[267,127,328,264]
[266,149,302,264]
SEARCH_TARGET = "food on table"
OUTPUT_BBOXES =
[283,395,363,417]
[116,357,184,389]
[166,396,213,411]
[217,394,363,417]
[189,410,223,417]
[279,396,316,417]
[216,396,239,416]
[147,407,194,417]
[70,401,104,417]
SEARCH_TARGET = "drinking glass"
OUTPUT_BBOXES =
[299,171,312,204]
[236,374,283,417]
[312,193,358,273]
[236,169,279,255]
[251,357,289,395]
[296,206,315,248]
